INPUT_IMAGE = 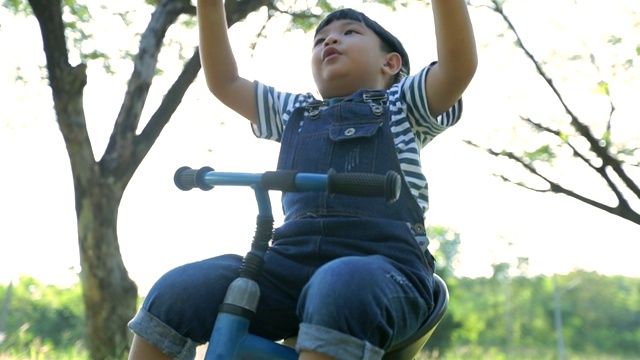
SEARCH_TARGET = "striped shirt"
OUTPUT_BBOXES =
[252,63,463,214]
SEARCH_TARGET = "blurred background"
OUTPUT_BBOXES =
[1,0,639,359]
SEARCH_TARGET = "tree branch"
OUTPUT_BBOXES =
[102,0,193,177]
[519,116,628,203]
[134,49,202,163]
[479,0,640,225]
[101,0,270,184]
[465,140,640,224]
[494,1,639,199]
[29,0,96,191]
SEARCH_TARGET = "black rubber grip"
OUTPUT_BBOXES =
[174,166,214,191]
[260,170,299,192]
[327,170,401,203]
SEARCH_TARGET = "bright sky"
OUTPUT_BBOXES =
[1,0,639,294]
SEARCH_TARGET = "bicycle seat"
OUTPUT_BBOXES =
[382,273,449,360]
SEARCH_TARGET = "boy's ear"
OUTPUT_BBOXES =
[382,52,403,76]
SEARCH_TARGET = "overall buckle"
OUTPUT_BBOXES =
[363,91,388,116]
[305,100,326,119]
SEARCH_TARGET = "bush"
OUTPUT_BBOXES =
[0,277,86,357]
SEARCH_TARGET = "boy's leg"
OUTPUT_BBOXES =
[299,352,334,360]
[128,254,244,359]
[129,334,172,360]
[295,255,432,360]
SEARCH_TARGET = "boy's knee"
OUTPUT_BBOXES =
[297,256,393,330]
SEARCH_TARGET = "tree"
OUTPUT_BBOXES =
[466,0,640,225]
[24,1,202,357]
[14,0,404,358]
[19,0,286,358]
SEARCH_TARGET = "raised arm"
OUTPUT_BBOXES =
[426,0,478,118]
[197,0,258,123]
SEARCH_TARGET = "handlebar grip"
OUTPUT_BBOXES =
[174,166,401,202]
[327,169,401,203]
[174,166,214,191]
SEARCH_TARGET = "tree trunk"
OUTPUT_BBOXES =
[77,179,137,359]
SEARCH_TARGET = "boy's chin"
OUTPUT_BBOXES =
[317,77,359,97]
[318,85,354,99]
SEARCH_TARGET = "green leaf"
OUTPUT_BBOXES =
[83,50,107,61]
[607,35,622,45]
[70,5,90,22]
[558,131,569,142]
[524,145,555,163]
[597,80,610,96]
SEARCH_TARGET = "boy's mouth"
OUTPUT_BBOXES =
[322,47,341,61]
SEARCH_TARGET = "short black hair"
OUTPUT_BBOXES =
[315,8,410,84]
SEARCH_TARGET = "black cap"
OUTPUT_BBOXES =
[315,8,410,81]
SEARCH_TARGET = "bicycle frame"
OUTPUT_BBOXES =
[174,167,401,360]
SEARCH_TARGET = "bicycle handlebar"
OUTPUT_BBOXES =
[175,166,402,359]
[174,166,401,203]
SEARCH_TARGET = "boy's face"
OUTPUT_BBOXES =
[311,19,399,99]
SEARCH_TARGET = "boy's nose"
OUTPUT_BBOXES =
[323,34,339,47]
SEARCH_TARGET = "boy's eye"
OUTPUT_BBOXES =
[314,38,325,47]
[344,29,359,35]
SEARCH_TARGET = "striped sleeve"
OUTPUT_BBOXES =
[252,81,314,142]
[400,62,464,148]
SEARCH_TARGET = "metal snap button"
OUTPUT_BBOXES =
[344,128,356,136]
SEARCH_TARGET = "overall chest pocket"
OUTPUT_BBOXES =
[329,119,382,173]
[329,121,382,141]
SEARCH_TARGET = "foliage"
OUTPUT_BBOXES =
[559,271,640,355]
[2,0,29,14]
[2,270,640,359]
[441,270,640,358]
[423,227,463,354]
[246,0,424,39]
[0,277,87,359]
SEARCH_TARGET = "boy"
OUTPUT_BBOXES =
[128,1,476,359]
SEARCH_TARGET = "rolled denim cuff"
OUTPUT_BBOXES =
[128,308,200,360]
[296,323,384,360]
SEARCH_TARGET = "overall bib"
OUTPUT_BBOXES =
[255,89,436,358]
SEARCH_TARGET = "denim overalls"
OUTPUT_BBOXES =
[129,89,436,360]
[259,89,436,358]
